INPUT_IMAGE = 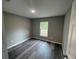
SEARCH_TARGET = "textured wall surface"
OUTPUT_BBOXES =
[4,12,31,49]
[63,1,76,59]
[31,16,64,43]
[62,9,71,55]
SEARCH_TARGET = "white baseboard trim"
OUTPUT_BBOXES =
[44,39,62,45]
[32,37,62,45]
[7,38,30,49]
[7,37,62,51]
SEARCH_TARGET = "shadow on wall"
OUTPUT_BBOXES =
[4,12,31,49]
[31,16,64,43]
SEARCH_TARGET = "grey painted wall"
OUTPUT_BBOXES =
[31,16,64,43]
[2,14,9,59]
[62,9,71,55]
[4,12,31,49]
[63,0,76,58]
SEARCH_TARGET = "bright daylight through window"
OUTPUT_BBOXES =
[40,21,48,37]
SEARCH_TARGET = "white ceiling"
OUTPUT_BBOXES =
[3,0,72,18]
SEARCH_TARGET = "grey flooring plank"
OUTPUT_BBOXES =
[8,39,63,59]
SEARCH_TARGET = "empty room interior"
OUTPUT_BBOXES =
[2,0,76,59]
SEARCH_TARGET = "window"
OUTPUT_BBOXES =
[40,21,48,37]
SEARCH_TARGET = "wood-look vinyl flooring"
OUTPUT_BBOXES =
[8,39,63,59]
